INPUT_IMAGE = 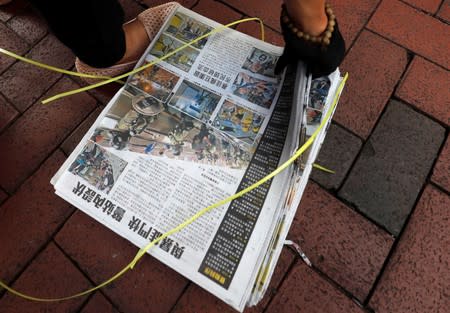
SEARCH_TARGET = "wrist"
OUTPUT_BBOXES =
[283,0,328,36]
[281,3,336,46]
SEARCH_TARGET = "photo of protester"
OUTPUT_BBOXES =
[165,12,212,49]
[169,80,220,122]
[242,48,278,77]
[90,89,252,169]
[305,107,323,135]
[308,77,331,111]
[213,100,264,145]
[150,34,199,72]
[69,141,128,194]
[306,108,322,125]
[128,64,180,102]
[231,72,278,109]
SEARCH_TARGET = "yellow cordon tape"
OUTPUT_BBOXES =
[0,17,264,102]
[49,18,263,104]
[0,16,346,301]
[312,163,335,174]
[0,47,125,84]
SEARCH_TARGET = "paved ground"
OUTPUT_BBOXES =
[0,0,449,312]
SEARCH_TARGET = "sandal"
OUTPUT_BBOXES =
[75,2,180,84]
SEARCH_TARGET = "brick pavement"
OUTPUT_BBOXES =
[0,0,448,312]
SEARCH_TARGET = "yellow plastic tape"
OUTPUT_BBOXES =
[313,163,335,174]
[0,73,348,302]
[0,18,264,103]
[43,17,264,104]
[0,47,125,84]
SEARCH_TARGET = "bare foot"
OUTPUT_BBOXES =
[117,19,149,64]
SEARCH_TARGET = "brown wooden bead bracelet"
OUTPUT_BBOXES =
[281,3,336,46]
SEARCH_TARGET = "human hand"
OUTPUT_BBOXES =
[275,5,345,77]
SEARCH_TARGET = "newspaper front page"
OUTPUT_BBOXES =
[51,6,337,311]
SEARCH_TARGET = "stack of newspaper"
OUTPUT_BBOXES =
[51,6,345,312]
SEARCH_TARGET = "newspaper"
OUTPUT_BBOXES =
[51,6,344,312]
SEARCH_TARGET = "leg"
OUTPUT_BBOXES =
[30,0,126,68]
[30,0,179,80]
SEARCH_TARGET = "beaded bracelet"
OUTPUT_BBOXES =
[281,3,336,46]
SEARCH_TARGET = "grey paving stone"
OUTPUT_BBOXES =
[311,123,363,190]
[339,100,445,236]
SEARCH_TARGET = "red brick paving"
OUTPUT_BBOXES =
[172,284,238,313]
[0,151,74,283]
[438,0,450,22]
[0,34,74,112]
[80,293,119,313]
[335,30,408,139]
[1,1,449,313]
[396,56,450,126]
[221,0,283,31]
[236,20,284,47]
[403,0,442,13]
[192,0,242,25]
[266,263,365,313]
[0,22,29,74]
[0,77,96,192]
[54,210,189,313]
[60,106,103,155]
[370,185,450,313]
[368,0,450,69]
[0,243,91,313]
[0,93,18,132]
[289,182,393,302]
[329,0,379,47]
[0,0,29,22]
[6,6,48,44]
[432,135,450,192]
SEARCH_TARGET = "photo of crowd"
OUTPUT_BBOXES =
[213,100,264,145]
[128,64,180,102]
[166,12,212,49]
[231,72,278,109]
[150,34,199,72]
[242,48,278,77]
[169,80,221,122]
[308,77,331,111]
[90,89,252,169]
[69,141,128,194]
